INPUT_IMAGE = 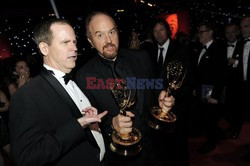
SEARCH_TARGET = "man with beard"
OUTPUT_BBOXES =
[76,11,175,166]
[151,18,191,166]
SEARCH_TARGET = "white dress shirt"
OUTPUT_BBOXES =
[227,41,236,59]
[243,40,250,80]
[198,40,213,65]
[44,64,105,161]
[158,39,170,64]
[227,41,238,68]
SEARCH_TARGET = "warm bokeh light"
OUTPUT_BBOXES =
[0,35,11,60]
[165,13,178,39]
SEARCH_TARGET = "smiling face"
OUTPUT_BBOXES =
[87,13,119,60]
[39,23,77,73]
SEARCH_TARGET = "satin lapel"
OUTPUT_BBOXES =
[40,68,98,147]
[40,68,82,118]
[199,47,209,65]
[164,41,175,65]
[232,42,242,60]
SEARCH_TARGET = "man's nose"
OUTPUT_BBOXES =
[71,43,78,51]
[105,34,112,43]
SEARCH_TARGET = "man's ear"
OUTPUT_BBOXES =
[87,37,94,48]
[38,42,49,56]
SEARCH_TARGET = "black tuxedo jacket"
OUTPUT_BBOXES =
[224,40,243,86]
[194,40,227,100]
[76,48,156,166]
[76,48,155,137]
[238,40,250,82]
[151,40,189,77]
[151,40,192,116]
[9,68,102,166]
[149,40,192,166]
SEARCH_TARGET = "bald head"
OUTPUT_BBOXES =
[85,11,116,38]
[85,11,119,60]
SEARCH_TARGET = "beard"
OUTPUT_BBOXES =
[156,36,167,46]
[102,43,118,60]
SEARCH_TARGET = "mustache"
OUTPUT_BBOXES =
[104,43,116,49]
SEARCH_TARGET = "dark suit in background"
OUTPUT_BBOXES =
[194,40,227,152]
[237,39,250,120]
[151,18,192,166]
[150,40,192,166]
[193,22,228,154]
[223,39,244,138]
[239,16,250,161]
[237,39,250,109]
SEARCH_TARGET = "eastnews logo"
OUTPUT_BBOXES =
[86,77,163,89]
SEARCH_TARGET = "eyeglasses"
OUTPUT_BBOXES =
[198,29,211,34]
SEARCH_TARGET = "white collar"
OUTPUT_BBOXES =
[158,39,170,50]
[204,40,213,49]
[43,64,65,80]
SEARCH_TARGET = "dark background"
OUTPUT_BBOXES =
[0,0,249,58]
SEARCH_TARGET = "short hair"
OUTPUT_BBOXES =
[198,22,214,30]
[198,21,215,37]
[224,23,240,30]
[85,11,116,38]
[11,55,29,71]
[152,18,171,38]
[33,18,72,46]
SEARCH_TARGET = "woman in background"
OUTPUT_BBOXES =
[6,56,31,96]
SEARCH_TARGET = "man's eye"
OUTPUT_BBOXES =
[110,30,116,35]
[97,33,104,38]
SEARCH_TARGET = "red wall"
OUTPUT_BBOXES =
[0,35,11,60]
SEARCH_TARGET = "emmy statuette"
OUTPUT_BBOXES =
[147,60,187,131]
[109,80,142,156]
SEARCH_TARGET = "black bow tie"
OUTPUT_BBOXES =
[63,73,73,85]
[227,44,235,47]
